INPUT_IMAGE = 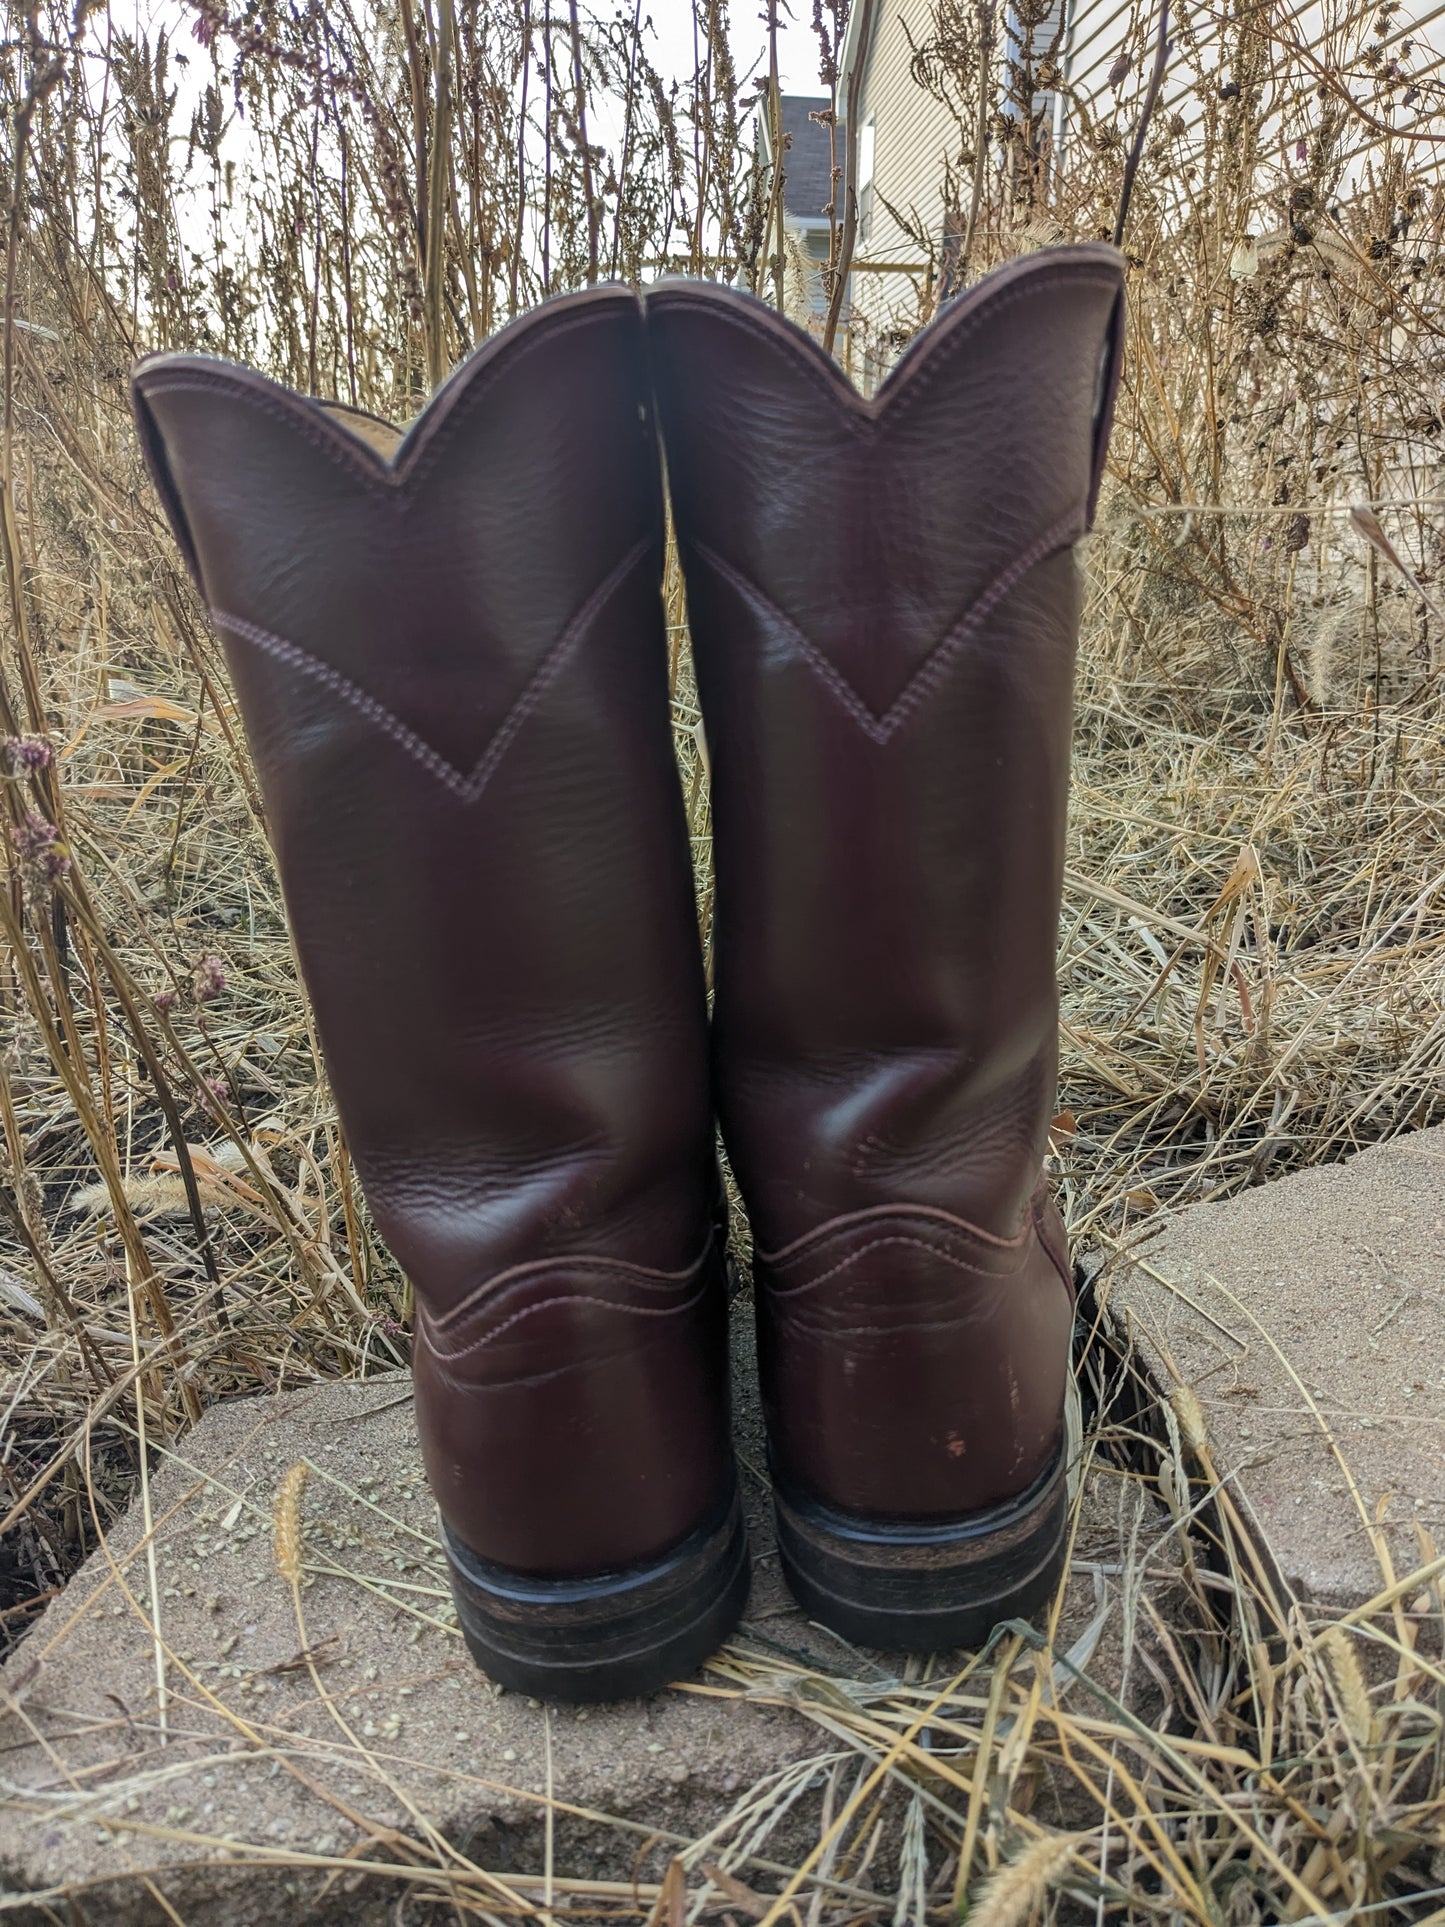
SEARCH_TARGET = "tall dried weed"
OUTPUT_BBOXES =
[0,0,1442,1915]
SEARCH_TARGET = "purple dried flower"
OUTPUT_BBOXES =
[1,735,53,775]
[11,811,69,882]
[153,987,179,1014]
[192,952,228,1003]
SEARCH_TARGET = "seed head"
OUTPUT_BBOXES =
[1171,1382,1208,1454]
[1319,1626,1373,1748]
[2,736,53,776]
[11,811,70,882]
[969,1833,1083,1927]
[274,1461,308,1584]
[192,952,228,1003]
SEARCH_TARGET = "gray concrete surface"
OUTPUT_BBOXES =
[0,1305,1170,1924]
[10,1102,1443,1927]
[1108,1125,1445,1612]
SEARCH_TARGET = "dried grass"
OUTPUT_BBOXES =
[3,1333,1443,1921]
[0,0,1443,1915]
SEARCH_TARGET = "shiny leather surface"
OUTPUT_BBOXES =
[647,248,1126,1522]
[132,288,732,1576]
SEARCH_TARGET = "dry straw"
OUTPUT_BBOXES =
[0,0,1442,1915]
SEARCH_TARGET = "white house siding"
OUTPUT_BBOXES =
[1061,0,1132,113]
[1063,0,1445,209]
[844,0,1068,372]
[841,0,1443,357]
[847,0,961,362]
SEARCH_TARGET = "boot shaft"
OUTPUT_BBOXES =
[649,249,1125,1569]
[649,247,1124,1248]
[132,256,1125,1669]
[134,290,714,1304]
[133,291,738,1611]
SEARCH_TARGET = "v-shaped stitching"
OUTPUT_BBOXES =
[688,506,1084,745]
[211,538,651,803]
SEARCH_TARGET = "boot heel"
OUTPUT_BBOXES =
[772,1447,1068,1653]
[444,1489,749,1701]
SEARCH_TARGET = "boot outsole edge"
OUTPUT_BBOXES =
[772,1444,1069,1654]
[444,1487,749,1702]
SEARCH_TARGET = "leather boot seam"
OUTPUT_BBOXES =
[689,504,1081,745]
[210,538,651,801]
[418,1275,713,1366]
[653,263,1122,436]
[134,304,637,500]
[761,1230,1032,1300]
[1032,1190,1076,1297]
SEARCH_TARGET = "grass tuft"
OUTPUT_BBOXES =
[0,0,1442,1915]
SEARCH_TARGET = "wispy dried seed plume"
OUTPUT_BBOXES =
[968,1833,1085,1927]
[273,1462,309,1585]
[1317,1624,1374,1749]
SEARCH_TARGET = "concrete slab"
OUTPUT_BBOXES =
[1107,1126,1445,1613]
[0,1307,1175,1925]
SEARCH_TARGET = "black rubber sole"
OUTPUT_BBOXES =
[444,1489,749,1701]
[773,1444,1069,1652]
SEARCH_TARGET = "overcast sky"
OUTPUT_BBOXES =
[645,4,825,95]
[117,0,831,292]
[129,0,828,97]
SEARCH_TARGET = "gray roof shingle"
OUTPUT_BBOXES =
[774,94,843,224]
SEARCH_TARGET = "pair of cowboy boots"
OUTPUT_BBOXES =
[132,244,1125,1702]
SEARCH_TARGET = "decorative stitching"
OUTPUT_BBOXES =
[760,1198,1035,1267]
[136,305,632,503]
[763,1206,1030,1271]
[419,1277,711,1366]
[690,506,1081,745]
[771,1308,1011,1343]
[429,1246,712,1336]
[761,1231,1031,1302]
[657,265,1122,440]
[211,538,651,803]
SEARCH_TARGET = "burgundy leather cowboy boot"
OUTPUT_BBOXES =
[132,289,746,1699]
[646,246,1125,1648]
